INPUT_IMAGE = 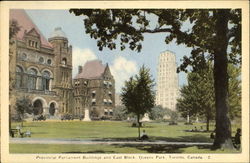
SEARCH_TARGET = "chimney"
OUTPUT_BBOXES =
[78,66,82,74]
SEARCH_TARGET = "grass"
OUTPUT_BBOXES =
[11,121,218,140]
[10,120,241,153]
[10,144,240,154]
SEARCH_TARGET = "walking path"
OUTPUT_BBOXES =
[10,138,213,146]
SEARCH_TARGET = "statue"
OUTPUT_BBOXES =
[83,108,91,121]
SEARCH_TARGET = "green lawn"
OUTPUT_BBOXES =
[10,144,240,154]
[10,121,241,153]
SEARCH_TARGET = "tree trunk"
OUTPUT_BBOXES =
[213,10,234,149]
[206,115,210,131]
[9,106,11,133]
[137,114,141,139]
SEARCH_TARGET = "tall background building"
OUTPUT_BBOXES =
[156,51,179,111]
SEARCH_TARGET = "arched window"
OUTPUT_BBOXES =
[42,71,51,90]
[28,68,37,90]
[62,58,67,65]
[16,66,23,88]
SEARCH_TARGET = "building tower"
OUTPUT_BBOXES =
[156,50,179,111]
[48,27,73,114]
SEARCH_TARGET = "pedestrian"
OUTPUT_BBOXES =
[141,130,149,140]
[234,128,241,150]
[210,132,215,139]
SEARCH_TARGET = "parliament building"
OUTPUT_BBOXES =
[9,9,115,120]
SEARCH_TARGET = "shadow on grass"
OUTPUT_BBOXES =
[94,134,212,143]
[114,144,187,153]
[91,135,213,153]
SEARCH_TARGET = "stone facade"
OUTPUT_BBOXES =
[73,60,115,119]
[156,51,179,111]
[9,9,73,118]
[9,9,116,120]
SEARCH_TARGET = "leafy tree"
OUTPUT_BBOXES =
[9,19,21,130]
[228,64,241,120]
[170,111,179,124]
[15,97,33,127]
[9,19,21,42]
[177,62,215,131]
[121,65,155,139]
[149,105,167,121]
[177,63,241,131]
[113,105,128,121]
[69,9,241,149]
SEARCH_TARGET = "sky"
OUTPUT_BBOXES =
[26,9,192,93]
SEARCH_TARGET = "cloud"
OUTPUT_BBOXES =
[110,56,138,93]
[72,49,137,93]
[72,48,97,77]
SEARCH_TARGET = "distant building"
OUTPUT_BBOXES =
[73,60,115,119]
[156,51,179,111]
[9,9,73,118]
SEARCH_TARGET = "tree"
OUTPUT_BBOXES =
[177,62,215,131]
[149,105,167,121]
[9,19,21,131]
[228,64,241,120]
[177,63,241,131]
[113,105,128,121]
[121,65,155,139]
[15,97,33,127]
[69,9,241,149]
[9,19,21,43]
[169,111,179,124]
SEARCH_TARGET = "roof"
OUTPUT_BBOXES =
[74,60,106,79]
[9,9,52,48]
[49,27,67,38]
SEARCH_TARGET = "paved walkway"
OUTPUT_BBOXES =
[10,138,212,146]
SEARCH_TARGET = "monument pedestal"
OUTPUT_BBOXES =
[83,108,91,121]
[141,113,151,122]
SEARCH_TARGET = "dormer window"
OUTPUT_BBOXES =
[28,40,39,48]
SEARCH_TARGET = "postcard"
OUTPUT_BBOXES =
[1,1,249,163]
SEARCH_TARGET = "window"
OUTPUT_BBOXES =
[92,99,96,105]
[21,53,27,60]
[62,58,67,65]
[42,71,51,90]
[16,66,23,88]
[104,109,108,115]
[109,110,113,116]
[28,68,37,90]
[39,57,44,63]
[103,99,107,105]
[47,59,52,65]
[64,42,67,47]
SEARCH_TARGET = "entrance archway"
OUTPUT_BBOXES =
[33,100,43,115]
[49,103,56,116]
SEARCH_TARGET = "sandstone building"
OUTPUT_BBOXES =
[9,9,73,118]
[9,9,116,120]
[73,60,115,119]
[155,51,179,111]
